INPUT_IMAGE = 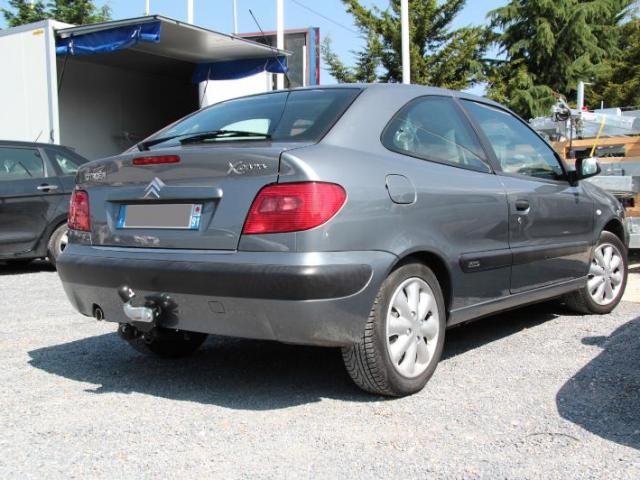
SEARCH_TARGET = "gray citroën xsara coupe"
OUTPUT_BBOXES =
[57,84,629,396]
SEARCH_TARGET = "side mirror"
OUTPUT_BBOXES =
[569,157,601,185]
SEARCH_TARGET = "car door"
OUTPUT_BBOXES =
[0,145,63,258]
[461,100,594,293]
[380,95,512,313]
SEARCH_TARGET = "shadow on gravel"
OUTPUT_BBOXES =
[27,302,565,409]
[28,332,375,409]
[0,260,55,275]
[443,301,561,359]
[557,316,640,450]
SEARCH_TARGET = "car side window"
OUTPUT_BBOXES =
[462,101,565,181]
[51,150,83,175]
[0,147,44,180]
[382,96,491,173]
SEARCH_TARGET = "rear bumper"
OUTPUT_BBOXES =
[57,244,396,346]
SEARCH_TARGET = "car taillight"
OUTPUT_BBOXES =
[132,155,180,166]
[242,182,346,235]
[68,190,90,232]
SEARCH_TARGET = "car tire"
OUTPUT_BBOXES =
[47,223,69,267]
[564,231,628,315]
[342,262,446,397]
[118,324,208,359]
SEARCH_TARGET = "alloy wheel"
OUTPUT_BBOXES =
[588,243,624,306]
[386,277,440,378]
[57,229,69,253]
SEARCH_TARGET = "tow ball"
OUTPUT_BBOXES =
[118,285,158,328]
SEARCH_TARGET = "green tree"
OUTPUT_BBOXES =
[590,18,640,107]
[2,0,110,28]
[2,0,48,26]
[322,0,487,89]
[47,0,111,25]
[486,0,633,118]
[323,32,381,83]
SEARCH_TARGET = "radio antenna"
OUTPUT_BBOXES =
[248,9,291,88]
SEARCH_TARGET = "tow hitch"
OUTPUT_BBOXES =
[117,286,183,345]
[118,285,158,328]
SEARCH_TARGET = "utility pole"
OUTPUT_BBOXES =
[144,0,150,15]
[401,0,410,84]
[276,0,285,90]
[577,81,593,111]
[232,0,238,34]
[187,0,194,24]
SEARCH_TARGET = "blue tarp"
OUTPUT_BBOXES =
[192,56,288,83]
[56,21,161,56]
[56,20,287,82]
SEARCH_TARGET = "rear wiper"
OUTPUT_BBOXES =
[137,133,185,151]
[179,130,272,145]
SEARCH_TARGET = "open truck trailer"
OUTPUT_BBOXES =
[0,16,288,160]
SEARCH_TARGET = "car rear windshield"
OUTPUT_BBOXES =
[145,88,362,149]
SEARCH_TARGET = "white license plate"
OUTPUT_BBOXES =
[116,203,203,230]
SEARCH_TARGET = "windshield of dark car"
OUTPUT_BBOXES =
[144,89,361,149]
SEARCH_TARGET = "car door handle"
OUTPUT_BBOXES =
[515,199,530,211]
[37,184,59,192]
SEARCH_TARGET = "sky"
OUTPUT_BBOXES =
[0,0,506,88]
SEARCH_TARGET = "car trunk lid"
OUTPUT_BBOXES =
[77,143,301,250]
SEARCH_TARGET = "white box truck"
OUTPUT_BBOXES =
[0,16,289,160]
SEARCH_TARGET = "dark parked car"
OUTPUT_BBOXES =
[0,141,88,266]
[57,85,629,396]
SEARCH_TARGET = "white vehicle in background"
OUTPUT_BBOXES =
[0,16,298,160]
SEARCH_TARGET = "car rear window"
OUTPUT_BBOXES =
[146,89,362,149]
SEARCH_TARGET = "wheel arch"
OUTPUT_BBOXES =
[27,214,68,259]
[46,214,68,240]
[391,249,453,316]
[602,217,626,246]
[42,215,68,252]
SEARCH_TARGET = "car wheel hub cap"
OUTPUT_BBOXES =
[588,243,624,306]
[58,230,69,252]
[386,277,440,378]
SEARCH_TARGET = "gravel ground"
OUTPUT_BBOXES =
[0,262,639,479]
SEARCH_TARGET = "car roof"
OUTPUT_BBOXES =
[0,139,72,149]
[213,83,502,110]
[0,140,83,152]
[292,82,502,107]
